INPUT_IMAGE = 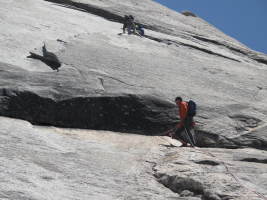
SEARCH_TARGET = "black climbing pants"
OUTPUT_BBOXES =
[174,116,196,146]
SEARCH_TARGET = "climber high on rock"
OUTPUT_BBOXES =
[122,15,136,35]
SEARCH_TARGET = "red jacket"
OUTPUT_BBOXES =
[177,101,188,128]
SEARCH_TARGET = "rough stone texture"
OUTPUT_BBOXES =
[1,116,266,199]
[0,1,267,199]
[0,116,208,200]
[154,146,267,200]
[43,0,267,65]
[0,0,267,149]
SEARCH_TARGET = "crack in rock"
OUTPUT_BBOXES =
[194,160,221,166]
[156,174,222,200]
[144,35,241,62]
[192,35,267,66]
[239,158,267,164]
[97,77,105,91]
[87,69,155,89]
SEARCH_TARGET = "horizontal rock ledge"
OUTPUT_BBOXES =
[0,89,177,135]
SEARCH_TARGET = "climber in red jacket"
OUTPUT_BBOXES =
[170,96,196,147]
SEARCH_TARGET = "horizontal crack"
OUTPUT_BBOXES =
[179,42,241,62]
[192,35,267,65]
[144,35,241,62]
[239,158,267,164]
[45,0,123,22]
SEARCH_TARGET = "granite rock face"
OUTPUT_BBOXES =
[1,0,267,199]
[155,146,267,200]
[1,0,267,148]
[0,117,179,200]
[1,117,266,200]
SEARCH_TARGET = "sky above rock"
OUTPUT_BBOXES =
[154,0,267,54]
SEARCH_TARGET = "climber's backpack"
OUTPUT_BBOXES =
[187,100,197,117]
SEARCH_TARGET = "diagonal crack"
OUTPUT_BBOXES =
[192,35,267,65]
[144,35,241,62]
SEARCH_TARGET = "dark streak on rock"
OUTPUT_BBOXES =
[196,128,267,150]
[192,35,267,65]
[179,42,241,62]
[98,77,105,91]
[194,160,220,166]
[0,89,177,135]
[254,58,267,65]
[239,158,267,164]
[144,35,241,62]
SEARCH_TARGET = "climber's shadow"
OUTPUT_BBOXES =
[27,43,61,72]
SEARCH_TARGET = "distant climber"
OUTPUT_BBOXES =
[122,15,136,34]
[27,43,61,72]
[167,97,197,147]
[136,24,145,36]
[122,15,129,34]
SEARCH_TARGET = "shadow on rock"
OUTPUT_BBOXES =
[0,90,177,135]
[27,43,61,71]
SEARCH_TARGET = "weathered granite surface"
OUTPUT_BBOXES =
[1,117,266,200]
[0,0,266,148]
[0,0,267,199]
[155,146,267,200]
